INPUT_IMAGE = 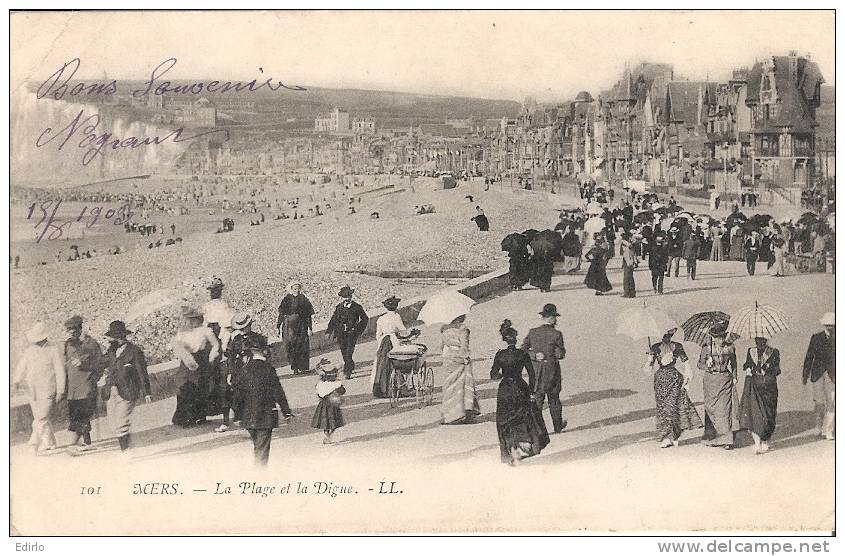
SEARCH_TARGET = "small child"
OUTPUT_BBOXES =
[311,365,346,444]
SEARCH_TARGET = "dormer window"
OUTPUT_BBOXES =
[760,59,777,105]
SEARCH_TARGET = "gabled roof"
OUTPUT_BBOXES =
[666,82,713,125]
[745,55,824,130]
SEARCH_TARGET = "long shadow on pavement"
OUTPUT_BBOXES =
[523,430,657,466]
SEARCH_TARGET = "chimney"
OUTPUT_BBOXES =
[788,51,798,80]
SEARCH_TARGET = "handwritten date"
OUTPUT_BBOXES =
[26,200,134,243]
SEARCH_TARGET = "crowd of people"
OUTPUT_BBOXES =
[11,182,836,468]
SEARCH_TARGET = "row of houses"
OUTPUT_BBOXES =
[175,51,827,195]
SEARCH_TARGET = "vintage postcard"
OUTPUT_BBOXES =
[8,9,836,536]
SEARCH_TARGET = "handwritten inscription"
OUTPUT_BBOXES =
[35,109,231,166]
[25,200,134,243]
[36,57,306,102]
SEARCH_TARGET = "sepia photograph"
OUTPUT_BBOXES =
[7,8,837,538]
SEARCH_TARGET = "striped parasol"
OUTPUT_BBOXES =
[726,302,789,340]
[680,311,731,346]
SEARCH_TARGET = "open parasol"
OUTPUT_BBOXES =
[726,302,789,340]
[522,229,540,242]
[615,302,678,349]
[530,234,558,259]
[417,291,476,325]
[680,311,731,346]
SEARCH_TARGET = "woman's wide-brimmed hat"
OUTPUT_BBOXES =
[338,286,355,298]
[105,320,131,339]
[820,312,835,326]
[709,322,729,337]
[231,312,252,330]
[382,295,400,309]
[64,315,83,330]
[26,322,49,343]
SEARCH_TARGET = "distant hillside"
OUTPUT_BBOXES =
[64,80,523,129]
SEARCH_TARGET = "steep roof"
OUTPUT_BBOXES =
[667,82,713,125]
[745,55,823,130]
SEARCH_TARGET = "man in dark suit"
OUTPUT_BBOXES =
[744,231,761,275]
[102,321,151,451]
[522,304,567,433]
[803,312,835,440]
[233,336,292,466]
[649,235,669,294]
[63,315,105,452]
[682,234,701,280]
[666,228,683,278]
[327,286,369,379]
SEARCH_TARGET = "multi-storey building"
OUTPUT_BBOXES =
[745,52,824,191]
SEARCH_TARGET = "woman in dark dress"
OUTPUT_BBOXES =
[277,281,315,374]
[171,307,221,427]
[490,319,550,465]
[739,337,781,454]
[584,237,612,295]
[507,244,530,290]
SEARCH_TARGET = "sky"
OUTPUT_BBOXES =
[10,10,835,102]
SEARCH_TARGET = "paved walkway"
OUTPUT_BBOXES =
[11,260,835,534]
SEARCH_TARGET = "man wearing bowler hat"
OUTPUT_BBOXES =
[101,321,151,451]
[327,286,369,379]
[522,304,568,433]
[233,335,292,466]
[63,315,105,452]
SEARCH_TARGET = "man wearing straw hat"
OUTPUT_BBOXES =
[13,322,65,454]
[63,315,105,453]
[803,312,835,441]
[102,321,151,452]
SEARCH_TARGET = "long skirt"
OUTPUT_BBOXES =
[654,367,703,441]
[769,247,786,276]
[68,397,97,435]
[441,359,480,424]
[282,317,311,372]
[730,237,744,261]
[529,257,554,290]
[508,255,530,288]
[172,353,213,426]
[496,376,550,463]
[371,336,394,398]
[107,386,134,437]
[622,264,636,298]
[701,372,739,446]
[584,261,612,293]
[739,375,778,441]
[311,397,345,432]
[710,239,724,261]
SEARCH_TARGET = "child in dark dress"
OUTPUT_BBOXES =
[311,365,346,444]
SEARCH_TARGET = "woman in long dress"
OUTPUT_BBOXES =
[490,320,550,465]
[440,314,480,425]
[710,226,724,261]
[739,337,781,454]
[171,307,220,427]
[769,234,787,277]
[277,281,315,375]
[371,296,411,398]
[507,243,530,290]
[730,227,745,261]
[646,329,703,448]
[584,237,612,295]
[560,225,582,274]
[620,232,638,298]
[698,323,739,449]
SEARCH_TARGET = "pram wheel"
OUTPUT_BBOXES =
[388,368,401,408]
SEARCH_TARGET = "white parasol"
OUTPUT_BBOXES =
[417,291,476,325]
[125,288,184,323]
